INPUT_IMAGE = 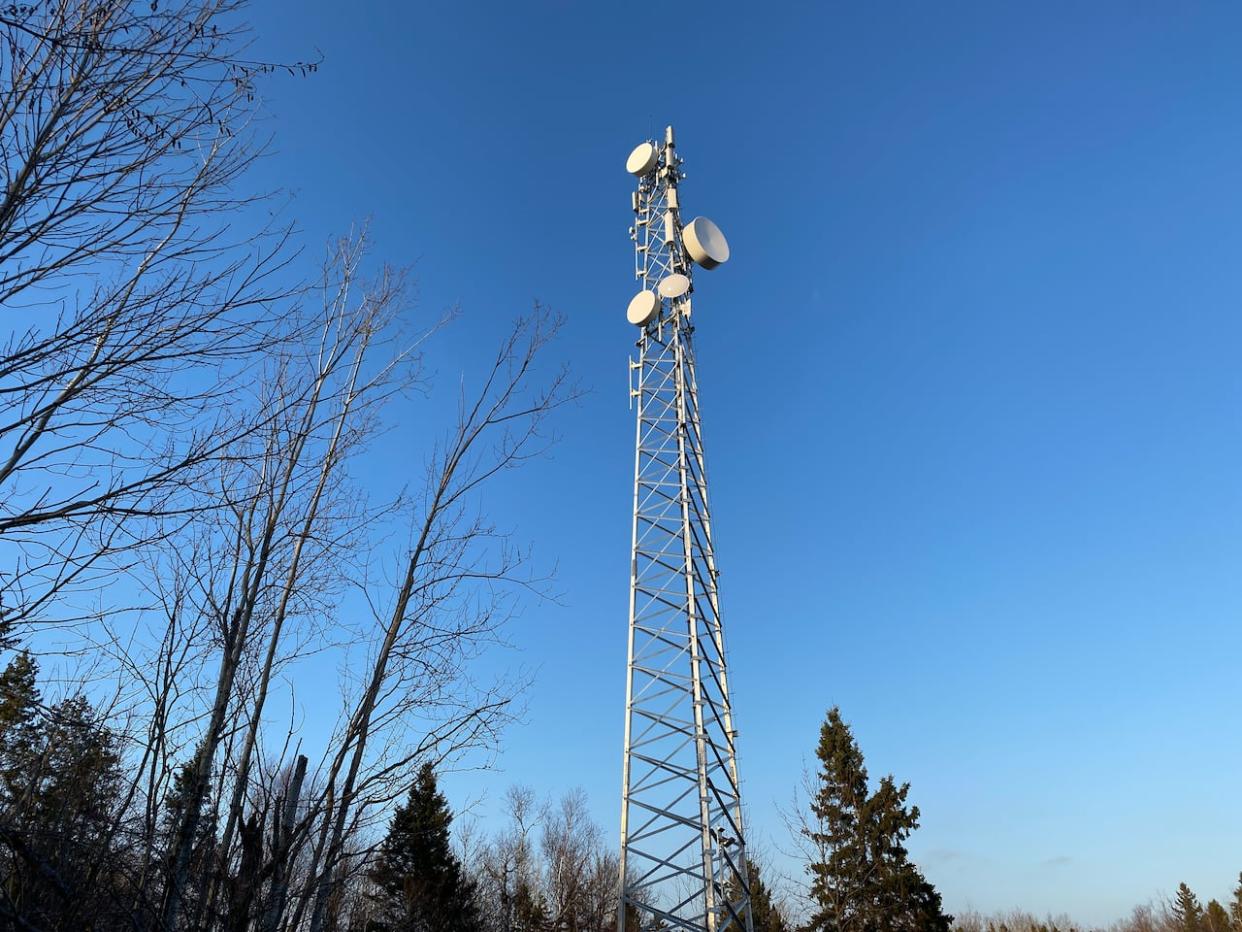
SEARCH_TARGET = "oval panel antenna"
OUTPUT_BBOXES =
[626,142,659,176]
[682,216,730,269]
[626,289,659,326]
[657,273,690,299]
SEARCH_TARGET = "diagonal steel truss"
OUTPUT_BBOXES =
[618,127,753,932]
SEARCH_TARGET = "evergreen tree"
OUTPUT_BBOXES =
[1204,900,1230,932]
[512,877,548,931]
[37,695,123,836]
[366,762,482,932]
[0,650,40,805]
[160,746,219,925]
[736,859,791,932]
[0,600,11,652]
[803,707,951,932]
[806,707,871,932]
[0,665,127,931]
[1230,873,1242,930]
[1172,882,1204,932]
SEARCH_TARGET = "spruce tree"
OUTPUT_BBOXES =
[512,878,548,931]
[1172,882,1204,932]
[1204,899,1230,932]
[0,669,126,931]
[739,859,791,932]
[0,650,40,805]
[37,695,122,832]
[804,706,951,932]
[161,746,219,924]
[1230,872,1242,930]
[0,596,13,652]
[806,707,871,931]
[366,762,482,932]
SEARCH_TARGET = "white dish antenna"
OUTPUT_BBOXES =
[682,216,730,269]
[626,289,659,326]
[626,142,659,176]
[657,273,690,299]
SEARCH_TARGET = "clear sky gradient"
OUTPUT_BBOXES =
[239,2,1242,923]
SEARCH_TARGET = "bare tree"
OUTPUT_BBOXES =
[288,307,570,932]
[0,0,314,641]
[778,763,836,928]
[541,789,618,932]
[469,785,624,932]
[478,785,545,932]
[150,236,416,931]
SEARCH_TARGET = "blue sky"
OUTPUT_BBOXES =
[239,2,1242,923]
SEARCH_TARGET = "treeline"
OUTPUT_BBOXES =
[366,772,623,932]
[0,642,762,931]
[1,632,788,931]
[5,636,1226,932]
[312,702,962,932]
[320,766,795,932]
[956,873,1242,932]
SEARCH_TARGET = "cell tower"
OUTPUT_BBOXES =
[618,126,753,932]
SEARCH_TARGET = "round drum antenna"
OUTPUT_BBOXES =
[626,142,659,176]
[658,273,690,299]
[682,217,730,269]
[626,289,659,326]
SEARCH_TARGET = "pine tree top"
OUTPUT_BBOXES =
[367,762,482,932]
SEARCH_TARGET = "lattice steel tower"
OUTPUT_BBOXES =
[618,126,753,932]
